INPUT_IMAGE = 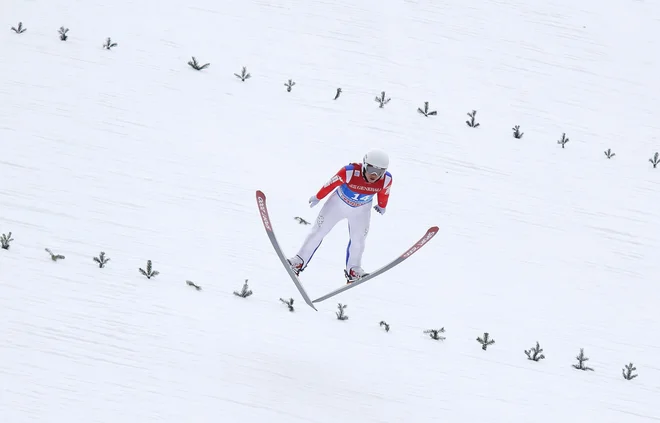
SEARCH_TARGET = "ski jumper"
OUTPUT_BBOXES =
[294,163,392,272]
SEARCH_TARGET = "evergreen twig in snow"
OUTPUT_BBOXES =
[477,332,495,350]
[417,101,437,117]
[280,297,295,312]
[234,66,251,81]
[375,91,391,108]
[524,341,545,361]
[284,79,296,92]
[93,251,110,268]
[186,280,202,291]
[650,152,660,168]
[103,37,117,49]
[466,110,480,127]
[336,303,348,320]
[622,362,638,380]
[11,22,26,34]
[45,248,65,261]
[1,232,14,250]
[234,279,253,297]
[294,216,310,225]
[58,27,69,41]
[139,260,159,279]
[424,328,446,340]
[512,125,524,139]
[188,57,210,70]
[572,348,594,371]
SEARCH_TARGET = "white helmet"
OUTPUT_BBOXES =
[363,149,389,178]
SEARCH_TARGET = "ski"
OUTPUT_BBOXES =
[312,226,439,303]
[256,190,318,311]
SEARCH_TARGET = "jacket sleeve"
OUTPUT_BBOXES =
[314,167,348,200]
[376,174,392,208]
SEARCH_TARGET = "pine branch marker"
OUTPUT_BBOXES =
[417,101,437,117]
[423,328,446,340]
[188,56,210,71]
[234,279,253,297]
[103,37,118,50]
[58,27,69,41]
[466,110,480,127]
[379,321,390,332]
[649,152,659,168]
[557,133,569,148]
[477,332,495,350]
[604,148,615,159]
[512,125,524,139]
[234,66,251,81]
[333,88,342,100]
[139,260,159,279]
[93,251,110,268]
[279,297,295,312]
[1,232,14,250]
[45,248,65,261]
[284,79,296,92]
[11,22,27,34]
[294,216,310,225]
[336,303,348,320]
[375,91,391,108]
[572,348,594,371]
[524,341,546,361]
[186,280,202,291]
[622,362,638,380]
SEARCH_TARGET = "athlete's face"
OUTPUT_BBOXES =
[365,171,380,183]
[364,164,385,183]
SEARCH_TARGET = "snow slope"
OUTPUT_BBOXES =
[1,0,659,422]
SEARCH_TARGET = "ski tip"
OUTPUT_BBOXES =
[256,190,265,197]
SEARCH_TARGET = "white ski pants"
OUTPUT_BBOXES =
[295,191,371,271]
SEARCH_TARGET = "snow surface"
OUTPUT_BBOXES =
[1,0,660,422]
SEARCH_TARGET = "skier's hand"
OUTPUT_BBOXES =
[374,205,386,215]
[309,195,320,208]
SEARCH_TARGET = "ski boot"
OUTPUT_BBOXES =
[287,255,304,276]
[344,266,368,284]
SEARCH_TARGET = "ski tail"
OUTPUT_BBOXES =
[312,226,439,303]
[256,190,317,311]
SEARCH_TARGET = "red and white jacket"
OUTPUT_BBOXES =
[314,163,392,208]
